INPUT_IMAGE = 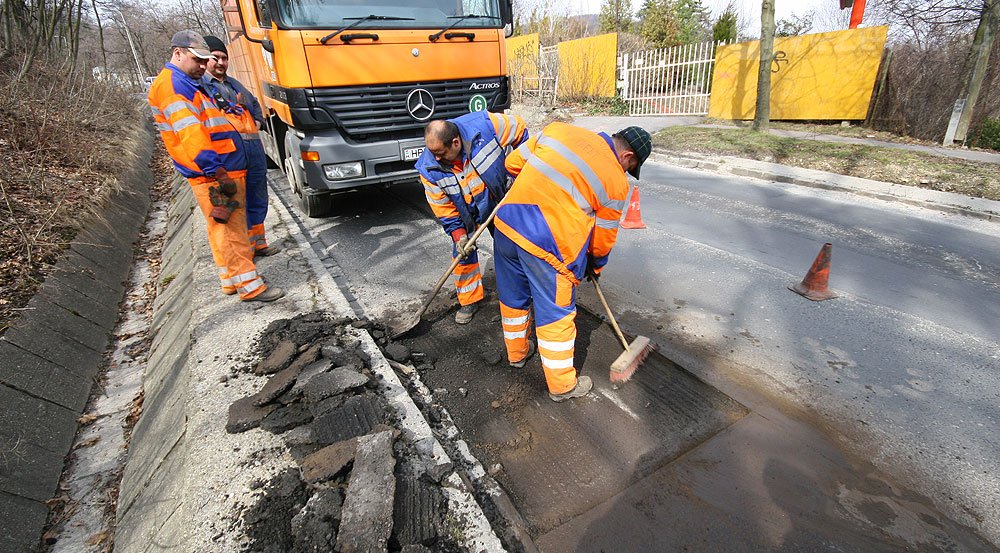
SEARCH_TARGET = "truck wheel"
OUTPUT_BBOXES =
[284,154,331,217]
[299,192,332,218]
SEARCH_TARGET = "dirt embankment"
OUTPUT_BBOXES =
[0,61,141,333]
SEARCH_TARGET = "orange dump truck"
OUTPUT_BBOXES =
[220,0,513,216]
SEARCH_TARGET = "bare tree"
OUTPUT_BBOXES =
[753,0,775,131]
[952,0,999,144]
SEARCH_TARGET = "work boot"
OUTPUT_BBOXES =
[243,286,285,302]
[509,340,536,369]
[548,376,593,403]
[254,244,281,258]
[454,301,479,324]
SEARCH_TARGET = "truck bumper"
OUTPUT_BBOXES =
[296,129,423,192]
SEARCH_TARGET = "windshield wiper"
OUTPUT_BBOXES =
[321,14,415,44]
[429,14,499,42]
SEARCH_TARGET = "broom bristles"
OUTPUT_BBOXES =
[610,336,653,384]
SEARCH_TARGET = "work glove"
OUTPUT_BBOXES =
[585,255,601,282]
[451,229,475,259]
[208,185,239,224]
[215,168,238,197]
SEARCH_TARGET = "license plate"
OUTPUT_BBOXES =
[402,146,424,161]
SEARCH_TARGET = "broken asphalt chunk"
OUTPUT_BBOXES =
[301,437,358,484]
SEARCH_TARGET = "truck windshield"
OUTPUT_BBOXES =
[277,0,502,30]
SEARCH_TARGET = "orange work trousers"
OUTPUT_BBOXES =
[189,172,267,300]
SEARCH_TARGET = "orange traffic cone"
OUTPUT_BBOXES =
[620,185,646,229]
[788,243,837,301]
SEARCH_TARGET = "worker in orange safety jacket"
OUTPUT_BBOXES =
[415,111,529,324]
[148,30,284,302]
[496,123,651,402]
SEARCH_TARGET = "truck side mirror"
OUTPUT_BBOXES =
[500,0,513,37]
[235,0,267,42]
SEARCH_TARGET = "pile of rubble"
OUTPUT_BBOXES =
[226,313,459,553]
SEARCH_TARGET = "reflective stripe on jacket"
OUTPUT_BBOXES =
[499,122,629,280]
[415,111,529,235]
[203,74,264,128]
[148,62,247,180]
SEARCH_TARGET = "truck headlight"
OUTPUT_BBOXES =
[323,161,364,180]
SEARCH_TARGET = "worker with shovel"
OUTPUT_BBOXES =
[415,111,528,324]
[495,123,651,402]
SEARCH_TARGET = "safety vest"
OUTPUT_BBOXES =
[202,78,260,142]
[498,122,629,282]
[148,62,247,181]
[415,111,529,235]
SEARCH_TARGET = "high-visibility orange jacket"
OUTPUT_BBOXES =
[499,122,629,282]
[416,111,528,236]
[148,62,247,181]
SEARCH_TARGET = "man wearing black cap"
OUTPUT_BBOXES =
[202,35,278,258]
[491,121,651,402]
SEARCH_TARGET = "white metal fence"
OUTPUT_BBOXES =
[619,40,728,116]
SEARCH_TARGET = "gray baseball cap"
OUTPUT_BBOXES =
[171,30,214,59]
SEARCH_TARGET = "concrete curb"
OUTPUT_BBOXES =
[651,151,1000,223]
[0,125,154,552]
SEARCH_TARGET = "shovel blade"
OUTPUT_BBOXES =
[389,315,421,340]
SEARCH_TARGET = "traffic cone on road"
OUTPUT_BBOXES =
[788,243,837,301]
[620,185,646,229]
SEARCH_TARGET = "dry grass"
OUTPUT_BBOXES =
[654,126,1000,202]
[0,58,141,333]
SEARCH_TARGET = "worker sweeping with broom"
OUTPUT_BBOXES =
[496,123,653,402]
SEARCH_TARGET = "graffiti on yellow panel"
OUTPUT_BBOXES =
[506,34,540,81]
[557,33,618,98]
[709,26,888,120]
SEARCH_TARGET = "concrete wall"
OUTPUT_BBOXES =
[709,27,889,120]
[557,33,618,99]
[114,177,196,552]
[507,33,540,81]
[0,126,154,552]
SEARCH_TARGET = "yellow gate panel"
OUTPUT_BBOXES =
[709,26,888,120]
[557,33,618,98]
[506,33,539,80]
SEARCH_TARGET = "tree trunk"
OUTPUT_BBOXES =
[91,0,108,73]
[953,0,999,145]
[753,0,775,131]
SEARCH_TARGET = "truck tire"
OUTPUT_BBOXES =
[284,154,331,218]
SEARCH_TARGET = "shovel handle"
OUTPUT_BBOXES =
[411,201,503,322]
[591,278,630,351]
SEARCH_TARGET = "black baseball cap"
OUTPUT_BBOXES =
[616,126,652,179]
[204,35,227,55]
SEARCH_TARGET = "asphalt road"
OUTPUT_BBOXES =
[268,150,1000,547]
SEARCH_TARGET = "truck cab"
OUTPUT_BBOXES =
[221,0,513,216]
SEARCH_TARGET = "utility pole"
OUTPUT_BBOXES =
[111,8,145,87]
[753,0,776,131]
[946,0,999,146]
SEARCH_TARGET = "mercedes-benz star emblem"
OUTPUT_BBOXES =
[406,88,435,121]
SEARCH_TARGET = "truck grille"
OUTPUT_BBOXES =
[306,77,507,140]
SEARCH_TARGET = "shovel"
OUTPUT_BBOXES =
[390,202,502,339]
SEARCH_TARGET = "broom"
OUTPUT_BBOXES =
[591,277,653,384]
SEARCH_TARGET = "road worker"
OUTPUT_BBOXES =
[496,123,651,402]
[202,35,278,258]
[415,111,528,324]
[148,30,284,302]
